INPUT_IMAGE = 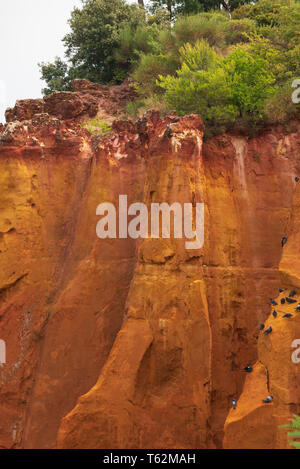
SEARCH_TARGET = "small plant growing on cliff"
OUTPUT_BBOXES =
[126,100,145,119]
[79,118,112,136]
[126,95,169,119]
[280,415,300,449]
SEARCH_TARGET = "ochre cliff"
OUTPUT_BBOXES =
[224,174,300,449]
[0,80,299,449]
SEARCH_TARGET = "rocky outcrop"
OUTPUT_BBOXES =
[0,82,299,449]
[5,79,136,123]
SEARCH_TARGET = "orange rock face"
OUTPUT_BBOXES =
[224,181,300,449]
[0,81,299,449]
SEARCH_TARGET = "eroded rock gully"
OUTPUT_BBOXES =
[0,80,299,449]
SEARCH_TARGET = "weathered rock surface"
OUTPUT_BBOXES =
[0,81,299,449]
[224,178,300,449]
[5,79,136,124]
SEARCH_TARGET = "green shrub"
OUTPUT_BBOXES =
[232,0,287,26]
[224,18,255,44]
[133,53,180,96]
[158,40,276,134]
[233,0,300,42]
[173,12,229,49]
[39,0,146,93]
[280,414,300,449]
[126,100,145,119]
[116,23,163,67]
[130,11,256,98]
[126,94,169,119]
[40,0,300,136]
[149,0,256,18]
[264,79,300,124]
[179,40,222,71]
[224,46,277,117]
[39,57,74,96]
[79,118,112,136]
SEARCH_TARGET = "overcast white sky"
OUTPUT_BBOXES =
[0,0,139,122]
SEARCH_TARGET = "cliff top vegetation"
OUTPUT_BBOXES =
[39,0,300,135]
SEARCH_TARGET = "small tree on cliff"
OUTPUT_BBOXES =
[39,57,74,96]
[39,0,145,94]
[63,0,144,83]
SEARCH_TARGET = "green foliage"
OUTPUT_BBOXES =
[39,0,300,136]
[171,11,254,48]
[148,0,256,18]
[133,53,180,96]
[225,46,277,117]
[131,0,300,134]
[280,415,300,449]
[158,41,236,133]
[148,0,177,19]
[173,12,230,48]
[116,23,164,68]
[39,0,145,94]
[265,79,300,124]
[126,94,169,119]
[232,0,300,48]
[224,17,255,44]
[158,39,276,133]
[126,100,145,119]
[233,0,298,26]
[130,11,255,98]
[63,0,144,83]
[78,117,112,136]
[38,57,74,95]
